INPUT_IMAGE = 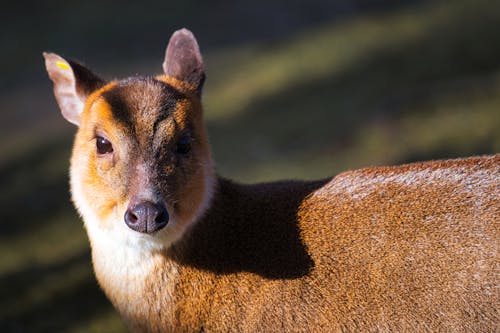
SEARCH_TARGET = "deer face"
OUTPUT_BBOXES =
[44,29,214,251]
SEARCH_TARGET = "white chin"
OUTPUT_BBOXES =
[122,219,188,252]
[82,210,189,254]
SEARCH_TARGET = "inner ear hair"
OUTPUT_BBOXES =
[43,52,105,126]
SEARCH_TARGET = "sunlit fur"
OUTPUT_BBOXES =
[70,80,214,256]
[71,86,499,331]
[46,30,499,332]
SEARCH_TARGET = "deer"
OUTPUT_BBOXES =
[44,28,499,332]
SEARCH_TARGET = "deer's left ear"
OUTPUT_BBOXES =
[43,52,104,126]
[162,28,205,95]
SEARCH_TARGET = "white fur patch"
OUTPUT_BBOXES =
[75,169,213,247]
[70,173,207,319]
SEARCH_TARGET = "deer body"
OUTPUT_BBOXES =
[92,160,499,332]
[44,29,499,332]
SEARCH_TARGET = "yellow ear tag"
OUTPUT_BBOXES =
[56,61,70,70]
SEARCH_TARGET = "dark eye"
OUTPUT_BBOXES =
[96,136,113,154]
[176,135,191,154]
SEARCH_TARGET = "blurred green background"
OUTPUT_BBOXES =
[1,0,499,331]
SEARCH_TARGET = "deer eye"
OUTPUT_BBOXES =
[96,136,113,155]
[176,135,191,154]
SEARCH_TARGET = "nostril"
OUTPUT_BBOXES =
[126,210,138,223]
[155,207,169,225]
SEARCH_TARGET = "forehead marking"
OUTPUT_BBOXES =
[152,109,171,139]
[100,78,186,130]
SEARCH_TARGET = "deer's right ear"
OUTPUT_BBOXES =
[43,52,104,126]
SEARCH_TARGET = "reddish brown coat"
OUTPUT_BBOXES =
[117,155,498,332]
[44,29,499,333]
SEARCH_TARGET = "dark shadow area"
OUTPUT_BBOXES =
[0,251,88,311]
[168,177,328,279]
[0,251,114,333]
[208,2,500,173]
[0,139,73,237]
[1,280,112,333]
[2,0,426,89]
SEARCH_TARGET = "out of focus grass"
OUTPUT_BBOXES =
[1,0,499,331]
[205,0,500,181]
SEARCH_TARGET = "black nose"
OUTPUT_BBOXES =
[124,201,169,234]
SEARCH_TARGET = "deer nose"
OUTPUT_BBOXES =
[124,201,169,234]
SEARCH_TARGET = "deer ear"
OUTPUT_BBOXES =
[43,52,104,126]
[162,28,205,94]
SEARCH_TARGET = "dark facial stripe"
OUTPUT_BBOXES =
[101,87,135,131]
[152,110,170,138]
[100,77,185,134]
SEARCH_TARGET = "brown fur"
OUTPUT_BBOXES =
[44,29,499,333]
[118,156,499,332]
